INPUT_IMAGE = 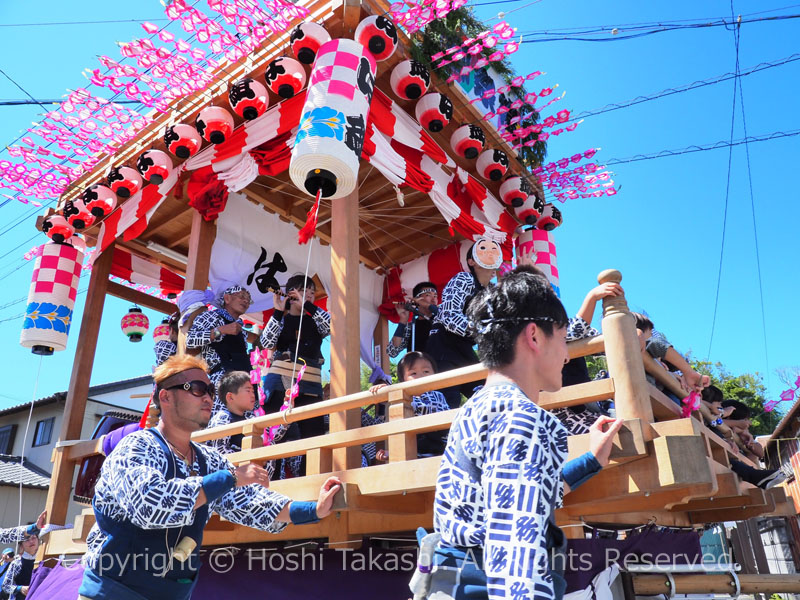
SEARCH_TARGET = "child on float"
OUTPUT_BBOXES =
[370,351,451,459]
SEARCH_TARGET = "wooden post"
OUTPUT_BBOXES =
[329,189,362,471]
[44,242,115,527]
[177,211,216,354]
[598,269,654,434]
[373,315,391,377]
[387,389,416,462]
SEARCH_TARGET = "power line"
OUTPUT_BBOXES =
[0,18,168,28]
[0,99,141,106]
[0,68,49,112]
[603,129,800,166]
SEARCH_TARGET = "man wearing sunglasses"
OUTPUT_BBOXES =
[78,355,342,600]
[186,285,260,415]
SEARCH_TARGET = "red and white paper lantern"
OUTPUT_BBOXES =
[476,149,509,181]
[41,214,74,244]
[229,77,269,121]
[107,166,142,199]
[514,194,545,225]
[121,307,149,342]
[80,184,117,218]
[20,241,83,355]
[290,39,376,199]
[137,149,174,185]
[290,22,331,65]
[195,106,234,145]
[355,15,398,61]
[152,318,172,343]
[264,57,307,99]
[516,228,560,296]
[63,198,95,230]
[164,124,203,158]
[536,203,563,231]
[390,60,430,100]
[415,93,453,132]
[499,176,533,207]
[450,124,485,160]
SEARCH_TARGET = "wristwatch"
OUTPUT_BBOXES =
[213,327,221,339]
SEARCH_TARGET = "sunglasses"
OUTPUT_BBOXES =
[168,380,215,398]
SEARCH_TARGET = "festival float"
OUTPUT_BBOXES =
[6,0,799,596]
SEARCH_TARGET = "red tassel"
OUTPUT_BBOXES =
[298,189,322,244]
[138,396,151,428]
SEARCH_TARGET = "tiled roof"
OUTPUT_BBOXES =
[0,455,51,489]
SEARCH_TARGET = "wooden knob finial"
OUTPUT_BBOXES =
[598,269,622,285]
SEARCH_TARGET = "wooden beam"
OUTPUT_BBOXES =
[125,240,187,275]
[167,232,191,249]
[107,281,176,315]
[598,269,654,433]
[43,242,114,528]
[178,211,216,354]
[633,574,800,595]
[329,188,365,471]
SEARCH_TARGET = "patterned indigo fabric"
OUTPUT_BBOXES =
[259,305,331,350]
[83,430,291,572]
[0,525,32,545]
[154,339,177,366]
[434,383,569,600]
[412,391,450,416]
[2,555,32,597]
[206,408,285,480]
[432,271,478,338]
[565,317,597,342]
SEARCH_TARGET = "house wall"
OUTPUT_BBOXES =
[0,486,46,530]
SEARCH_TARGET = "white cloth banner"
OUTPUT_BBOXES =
[209,192,383,363]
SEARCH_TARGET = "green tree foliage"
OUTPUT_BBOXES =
[691,359,783,437]
[585,354,608,380]
[408,7,547,168]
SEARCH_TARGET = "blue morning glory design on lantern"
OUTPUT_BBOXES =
[23,302,73,334]
[295,106,345,145]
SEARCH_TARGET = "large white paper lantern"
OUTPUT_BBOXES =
[390,60,430,100]
[536,203,563,231]
[415,93,453,132]
[289,39,376,200]
[290,22,331,65]
[499,175,533,207]
[20,241,83,355]
[514,194,545,225]
[450,124,485,159]
[476,149,509,181]
[354,15,398,61]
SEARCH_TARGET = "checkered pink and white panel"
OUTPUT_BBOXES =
[20,242,84,352]
[516,228,560,296]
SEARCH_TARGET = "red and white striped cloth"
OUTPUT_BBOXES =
[110,246,185,294]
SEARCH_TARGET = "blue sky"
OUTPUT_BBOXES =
[0,1,797,412]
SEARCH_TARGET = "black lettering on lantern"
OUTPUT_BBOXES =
[107,167,123,183]
[82,186,99,203]
[246,248,288,294]
[137,153,155,174]
[356,57,375,102]
[468,125,485,143]
[493,150,509,167]
[230,78,257,105]
[264,60,287,85]
[290,24,305,43]
[408,61,430,85]
[164,126,180,147]
[194,118,207,138]
[519,177,532,195]
[375,16,398,43]
[344,115,366,156]
[532,194,545,214]
[63,200,79,219]
[439,95,454,120]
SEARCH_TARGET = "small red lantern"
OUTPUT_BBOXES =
[355,15,398,61]
[476,149,509,181]
[63,197,95,230]
[164,124,202,159]
[415,93,453,132]
[499,176,533,208]
[80,184,117,218]
[264,57,307,99]
[536,203,563,231]
[390,60,430,100]
[41,214,74,244]
[450,124,485,160]
[195,106,235,145]
[137,149,174,185]
[107,166,142,199]
[290,22,331,65]
[121,307,149,342]
[152,318,172,343]
[514,194,546,225]
[229,77,269,121]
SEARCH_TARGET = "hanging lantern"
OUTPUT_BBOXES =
[164,124,202,159]
[121,307,149,342]
[354,15,398,61]
[41,214,74,244]
[536,203,563,231]
[390,60,430,100]
[137,149,173,185]
[229,77,269,121]
[290,22,331,64]
[476,149,509,181]
[20,241,83,355]
[450,124,485,160]
[499,176,533,207]
[514,194,546,225]
[80,184,117,218]
[195,106,234,145]
[152,318,171,343]
[63,198,95,230]
[67,233,87,255]
[290,39,376,200]
[264,57,307,99]
[415,93,453,133]
[516,228,560,297]
[107,166,142,199]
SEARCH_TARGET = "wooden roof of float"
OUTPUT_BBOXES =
[56,0,538,275]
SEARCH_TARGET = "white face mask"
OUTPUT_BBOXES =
[471,238,503,270]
